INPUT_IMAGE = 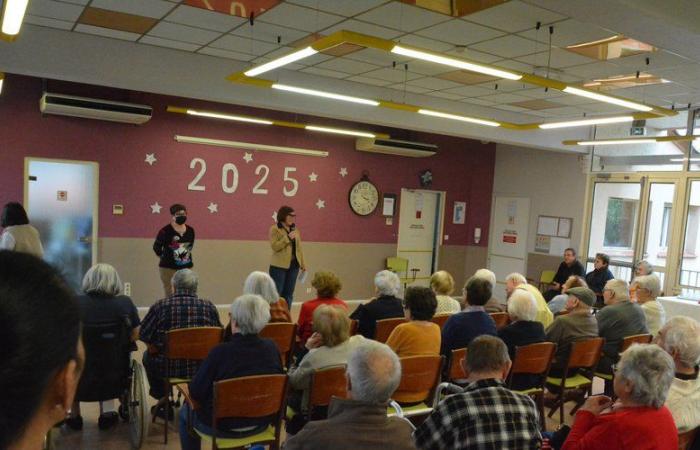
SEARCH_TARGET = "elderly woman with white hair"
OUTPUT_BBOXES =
[179,294,283,450]
[67,263,141,430]
[473,268,506,312]
[350,270,404,338]
[632,274,665,336]
[561,344,678,450]
[656,317,700,433]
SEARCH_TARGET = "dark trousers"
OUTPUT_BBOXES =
[270,260,300,309]
[143,352,166,400]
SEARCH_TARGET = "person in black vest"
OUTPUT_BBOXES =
[153,203,194,297]
[351,270,405,338]
[544,248,585,302]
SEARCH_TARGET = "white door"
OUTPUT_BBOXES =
[488,196,530,299]
[396,189,444,288]
[25,158,99,291]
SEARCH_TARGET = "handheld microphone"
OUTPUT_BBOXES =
[290,223,296,231]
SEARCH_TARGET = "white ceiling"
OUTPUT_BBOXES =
[4,0,700,152]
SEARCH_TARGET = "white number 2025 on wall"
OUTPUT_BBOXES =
[187,158,298,197]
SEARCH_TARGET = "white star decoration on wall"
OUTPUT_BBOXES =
[339,167,348,177]
[150,202,162,214]
[309,172,318,182]
[243,152,253,163]
[316,199,326,209]
[145,153,157,166]
[207,202,218,214]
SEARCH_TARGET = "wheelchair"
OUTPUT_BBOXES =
[47,318,149,449]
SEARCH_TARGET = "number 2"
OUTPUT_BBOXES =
[188,158,206,191]
[253,165,269,194]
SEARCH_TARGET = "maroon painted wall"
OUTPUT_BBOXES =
[0,74,495,245]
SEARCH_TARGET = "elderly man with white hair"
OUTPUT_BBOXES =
[473,268,506,312]
[179,294,283,450]
[656,317,700,433]
[284,341,414,450]
[351,270,404,338]
[505,272,553,328]
[632,274,665,336]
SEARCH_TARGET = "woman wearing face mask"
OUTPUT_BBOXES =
[153,203,195,297]
[269,205,306,309]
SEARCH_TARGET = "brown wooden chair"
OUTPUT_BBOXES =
[431,314,451,330]
[545,337,604,424]
[389,355,444,419]
[679,426,699,450]
[161,326,223,443]
[308,365,348,419]
[260,322,297,369]
[374,317,407,343]
[594,334,653,388]
[490,312,510,330]
[447,348,468,384]
[179,374,288,450]
[507,342,557,430]
[350,319,359,336]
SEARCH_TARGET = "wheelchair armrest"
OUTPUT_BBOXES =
[176,385,200,411]
[433,382,463,408]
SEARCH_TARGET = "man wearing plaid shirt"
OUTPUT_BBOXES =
[414,335,542,449]
[140,269,221,402]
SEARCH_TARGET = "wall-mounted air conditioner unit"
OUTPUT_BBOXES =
[356,137,437,157]
[39,92,152,124]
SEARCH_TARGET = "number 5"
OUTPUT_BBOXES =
[283,167,298,197]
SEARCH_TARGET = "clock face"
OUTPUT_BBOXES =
[349,180,379,216]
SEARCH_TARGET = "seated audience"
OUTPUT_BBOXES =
[0,202,44,257]
[596,279,648,375]
[430,270,461,314]
[386,286,440,357]
[505,272,553,328]
[68,263,141,431]
[630,259,653,301]
[297,271,347,347]
[414,335,542,449]
[473,268,506,313]
[656,317,700,433]
[548,276,587,315]
[561,344,677,450]
[544,248,585,302]
[289,306,365,414]
[0,251,83,450]
[140,269,221,412]
[545,287,598,378]
[179,294,283,450]
[632,274,665,336]
[284,341,414,450]
[351,270,404,339]
[442,277,497,358]
[585,253,614,307]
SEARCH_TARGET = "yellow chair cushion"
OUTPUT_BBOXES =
[195,425,276,448]
[514,387,544,396]
[286,406,297,420]
[594,372,614,381]
[546,374,592,389]
[387,402,432,417]
[167,377,190,385]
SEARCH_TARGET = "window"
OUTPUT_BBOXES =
[603,197,637,248]
[660,204,672,247]
[680,182,700,294]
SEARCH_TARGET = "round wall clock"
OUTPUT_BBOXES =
[349,175,379,216]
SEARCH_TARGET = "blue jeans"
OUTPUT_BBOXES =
[269,261,299,309]
[178,404,266,450]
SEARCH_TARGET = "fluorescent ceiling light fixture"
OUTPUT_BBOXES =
[391,45,522,81]
[305,125,375,138]
[539,115,634,129]
[0,74,3,95]
[2,0,28,35]
[563,86,653,112]
[577,139,657,146]
[244,46,317,77]
[670,158,700,162]
[272,83,379,106]
[174,135,328,157]
[418,109,500,127]
[186,109,273,125]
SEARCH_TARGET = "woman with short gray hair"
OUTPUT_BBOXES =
[561,344,678,449]
[632,274,665,336]
[180,294,283,450]
[350,270,404,338]
[244,271,291,323]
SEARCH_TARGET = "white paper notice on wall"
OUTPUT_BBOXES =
[537,216,558,236]
[550,237,571,256]
[558,218,572,238]
[507,200,517,225]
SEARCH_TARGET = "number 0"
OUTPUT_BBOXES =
[221,163,239,194]
[283,167,298,197]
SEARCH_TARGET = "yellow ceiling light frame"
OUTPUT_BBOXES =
[167,106,389,139]
[564,135,700,146]
[226,30,676,130]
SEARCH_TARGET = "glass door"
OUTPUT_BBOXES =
[640,183,676,288]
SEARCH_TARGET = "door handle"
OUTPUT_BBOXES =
[79,236,91,243]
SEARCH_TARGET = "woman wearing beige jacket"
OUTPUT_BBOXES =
[269,205,306,308]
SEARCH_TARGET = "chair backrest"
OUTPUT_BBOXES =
[510,342,557,376]
[165,326,222,360]
[678,426,699,450]
[77,319,132,401]
[621,334,653,353]
[309,365,348,409]
[213,374,288,424]
[374,317,408,343]
[394,355,443,401]
[540,270,556,284]
[260,322,297,368]
[566,337,604,370]
[350,319,359,336]
[448,348,468,381]
[431,314,451,329]
[490,312,510,330]
[387,256,409,277]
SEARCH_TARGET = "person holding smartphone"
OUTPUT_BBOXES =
[269,205,306,308]
[153,203,195,297]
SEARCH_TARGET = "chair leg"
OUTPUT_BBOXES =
[536,393,546,431]
[163,381,169,444]
[559,389,565,425]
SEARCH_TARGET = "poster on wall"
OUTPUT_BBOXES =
[502,230,518,244]
[453,201,466,224]
[535,234,551,253]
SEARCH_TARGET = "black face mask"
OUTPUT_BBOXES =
[175,216,187,225]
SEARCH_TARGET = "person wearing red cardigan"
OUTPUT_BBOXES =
[562,344,678,450]
[297,271,347,347]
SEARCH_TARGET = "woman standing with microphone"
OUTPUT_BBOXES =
[269,206,306,309]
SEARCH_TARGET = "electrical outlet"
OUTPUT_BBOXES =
[124,282,132,296]
[306,287,312,294]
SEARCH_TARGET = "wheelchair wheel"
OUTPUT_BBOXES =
[128,359,149,449]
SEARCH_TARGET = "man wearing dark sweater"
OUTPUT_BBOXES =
[441,277,497,359]
[544,248,586,301]
[586,253,615,308]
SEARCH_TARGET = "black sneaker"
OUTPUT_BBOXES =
[98,412,119,430]
[65,415,83,431]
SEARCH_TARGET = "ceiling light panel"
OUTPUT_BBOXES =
[272,84,380,106]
